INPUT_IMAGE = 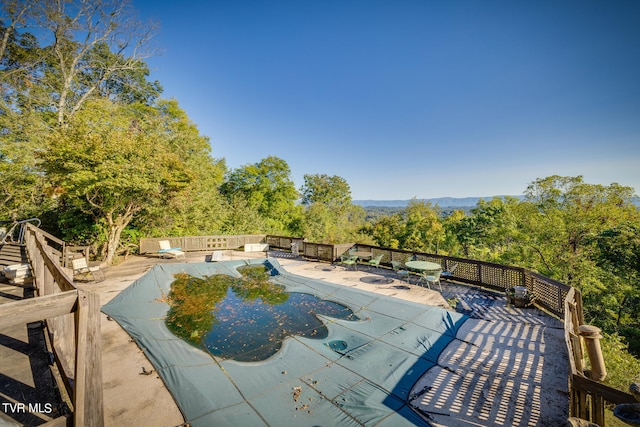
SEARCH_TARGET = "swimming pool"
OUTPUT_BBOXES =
[102,258,467,426]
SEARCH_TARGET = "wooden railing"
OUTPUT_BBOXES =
[0,223,104,426]
[139,234,267,255]
[563,288,637,425]
[328,242,573,318]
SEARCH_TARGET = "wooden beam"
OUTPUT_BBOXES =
[34,237,74,292]
[0,291,78,328]
[572,374,637,404]
[41,415,70,427]
[74,289,104,427]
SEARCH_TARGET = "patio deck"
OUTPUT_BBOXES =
[1,248,569,426]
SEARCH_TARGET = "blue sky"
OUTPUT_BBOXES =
[134,0,640,199]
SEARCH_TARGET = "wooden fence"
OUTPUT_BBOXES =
[139,234,267,255]
[0,223,104,426]
[341,243,573,318]
[138,234,572,318]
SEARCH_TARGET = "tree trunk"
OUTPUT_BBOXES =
[104,221,127,266]
[101,203,139,266]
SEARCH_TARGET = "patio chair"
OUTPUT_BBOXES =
[158,240,185,259]
[367,254,383,269]
[440,263,458,281]
[391,260,410,283]
[72,257,105,283]
[416,270,443,292]
[340,254,358,271]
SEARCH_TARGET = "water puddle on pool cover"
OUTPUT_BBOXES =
[166,265,358,362]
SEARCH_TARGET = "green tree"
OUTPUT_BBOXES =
[299,174,366,244]
[0,109,53,220]
[132,100,227,238]
[366,214,403,248]
[398,199,444,253]
[592,221,640,353]
[1,0,161,224]
[521,176,637,283]
[34,0,159,125]
[221,156,302,234]
[1,5,49,220]
[301,174,351,207]
[440,209,467,256]
[513,175,640,351]
[40,99,211,265]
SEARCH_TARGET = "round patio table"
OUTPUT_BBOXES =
[405,260,441,272]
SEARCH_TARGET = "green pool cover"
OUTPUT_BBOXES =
[102,259,467,426]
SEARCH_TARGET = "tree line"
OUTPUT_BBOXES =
[2,0,639,385]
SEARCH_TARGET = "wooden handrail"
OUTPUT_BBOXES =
[0,291,78,328]
[18,223,104,426]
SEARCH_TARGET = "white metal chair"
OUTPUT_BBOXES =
[440,263,458,281]
[72,258,105,283]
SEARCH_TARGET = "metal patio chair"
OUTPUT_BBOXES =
[72,257,105,283]
[416,269,443,292]
[391,260,410,283]
[340,254,358,271]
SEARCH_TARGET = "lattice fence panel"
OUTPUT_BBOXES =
[526,273,569,317]
[478,264,524,290]
[266,236,292,250]
[316,245,334,261]
[204,237,228,250]
[454,261,481,283]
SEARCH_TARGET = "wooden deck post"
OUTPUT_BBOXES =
[74,289,104,427]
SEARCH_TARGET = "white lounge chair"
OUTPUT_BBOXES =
[158,240,185,259]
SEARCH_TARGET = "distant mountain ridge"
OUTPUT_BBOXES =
[355,195,640,208]
[353,196,522,208]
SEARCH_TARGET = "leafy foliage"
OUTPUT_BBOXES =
[598,333,640,394]
[301,174,351,206]
[299,173,369,244]
[221,156,302,235]
[39,98,217,264]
